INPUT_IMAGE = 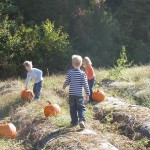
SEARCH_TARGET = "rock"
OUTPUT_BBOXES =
[77,129,98,135]
[94,96,127,110]
[109,81,134,88]
[34,128,119,150]
[134,90,150,99]
[99,142,119,150]
[94,96,150,139]
[101,79,114,86]
[136,122,150,138]
[0,82,21,91]
[0,82,21,95]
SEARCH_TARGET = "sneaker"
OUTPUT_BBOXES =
[79,121,85,129]
[34,99,39,102]
[69,121,78,127]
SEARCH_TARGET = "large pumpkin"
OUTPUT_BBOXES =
[92,90,105,101]
[44,101,61,117]
[0,123,17,138]
[21,89,33,100]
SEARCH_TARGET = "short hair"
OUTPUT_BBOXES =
[23,61,32,67]
[72,55,82,67]
[83,57,92,66]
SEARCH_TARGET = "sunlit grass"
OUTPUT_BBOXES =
[0,65,149,149]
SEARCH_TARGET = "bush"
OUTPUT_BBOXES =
[109,46,132,80]
[0,17,72,79]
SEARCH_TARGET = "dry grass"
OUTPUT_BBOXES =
[95,65,150,108]
[0,65,150,150]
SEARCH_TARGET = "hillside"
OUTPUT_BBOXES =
[0,65,150,150]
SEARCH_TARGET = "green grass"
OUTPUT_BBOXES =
[0,138,8,149]
[95,65,150,108]
[0,65,150,149]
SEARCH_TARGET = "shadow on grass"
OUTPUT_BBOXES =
[34,127,84,150]
[0,98,25,120]
[135,97,150,109]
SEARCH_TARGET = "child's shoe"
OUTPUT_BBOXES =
[34,99,39,102]
[69,121,78,127]
[79,121,85,129]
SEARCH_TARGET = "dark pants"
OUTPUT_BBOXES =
[88,79,95,101]
[69,95,86,124]
[33,81,42,100]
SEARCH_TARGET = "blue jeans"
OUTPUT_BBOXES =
[33,81,43,100]
[88,79,95,101]
[69,95,86,124]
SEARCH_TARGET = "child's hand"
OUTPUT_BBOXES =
[85,95,89,101]
[58,90,65,97]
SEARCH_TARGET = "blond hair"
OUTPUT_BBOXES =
[83,57,92,67]
[23,61,32,67]
[72,55,82,67]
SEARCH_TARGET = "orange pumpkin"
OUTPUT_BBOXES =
[0,123,17,138]
[21,89,33,100]
[92,90,105,101]
[44,101,61,117]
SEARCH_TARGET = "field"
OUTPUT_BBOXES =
[0,65,150,150]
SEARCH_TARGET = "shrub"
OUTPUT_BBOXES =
[109,46,132,80]
[0,18,72,79]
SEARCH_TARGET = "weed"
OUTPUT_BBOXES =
[108,46,132,80]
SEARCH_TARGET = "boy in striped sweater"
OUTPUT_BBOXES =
[63,55,90,128]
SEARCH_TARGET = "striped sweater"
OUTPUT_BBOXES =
[63,69,90,96]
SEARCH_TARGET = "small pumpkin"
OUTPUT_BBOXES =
[92,89,105,101]
[44,101,61,117]
[21,89,33,100]
[0,122,17,138]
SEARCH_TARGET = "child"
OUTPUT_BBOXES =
[23,61,43,101]
[83,57,95,102]
[63,55,90,128]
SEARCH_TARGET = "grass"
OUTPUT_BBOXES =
[95,65,150,108]
[0,138,9,149]
[0,65,150,149]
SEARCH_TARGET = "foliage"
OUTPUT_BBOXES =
[109,46,132,80]
[0,0,150,79]
[10,0,121,67]
[0,17,72,78]
[107,0,150,64]
[0,0,19,20]
[70,3,121,67]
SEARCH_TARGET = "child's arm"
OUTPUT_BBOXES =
[25,73,31,89]
[82,73,90,100]
[63,71,71,90]
[88,66,95,80]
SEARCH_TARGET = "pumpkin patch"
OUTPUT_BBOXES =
[0,122,17,138]
[92,90,105,101]
[21,89,33,100]
[44,101,61,117]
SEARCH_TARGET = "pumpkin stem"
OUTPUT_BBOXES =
[47,101,51,105]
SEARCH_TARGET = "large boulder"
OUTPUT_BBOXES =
[94,96,150,139]
[35,128,119,150]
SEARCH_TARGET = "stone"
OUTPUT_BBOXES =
[94,96,150,139]
[136,122,150,138]
[134,90,149,99]
[109,81,134,88]
[77,129,98,135]
[99,142,119,150]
